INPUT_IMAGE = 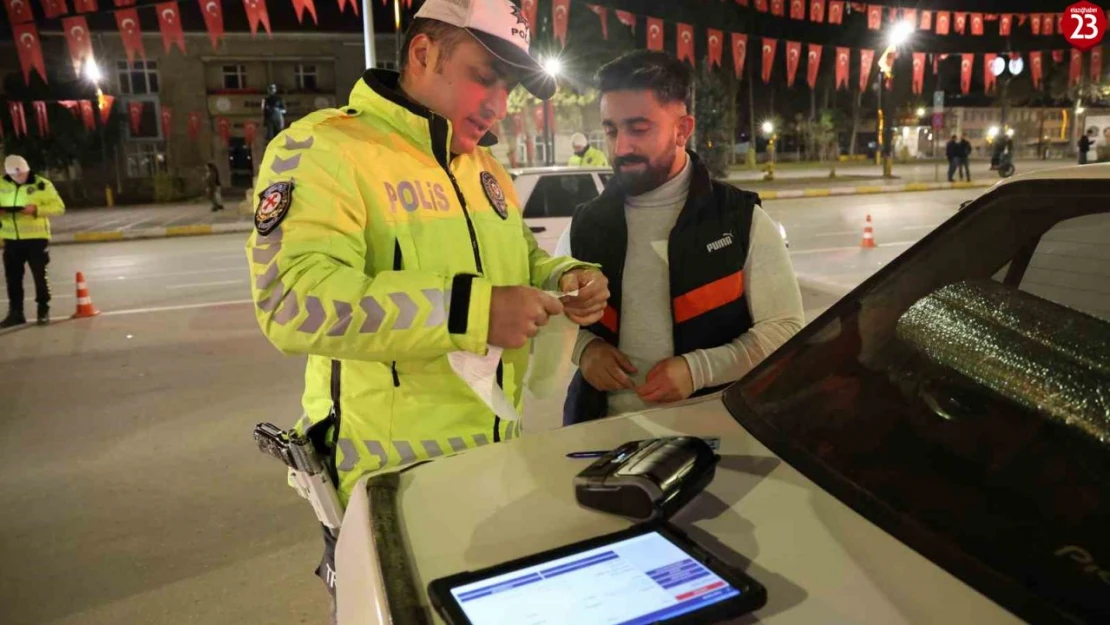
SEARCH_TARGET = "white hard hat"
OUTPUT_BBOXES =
[571,132,588,148]
[4,155,29,176]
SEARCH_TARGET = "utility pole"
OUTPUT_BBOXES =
[362,0,377,69]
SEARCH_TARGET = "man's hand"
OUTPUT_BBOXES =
[637,357,695,404]
[559,268,609,326]
[488,286,563,349]
[580,340,637,391]
[20,205,37,216]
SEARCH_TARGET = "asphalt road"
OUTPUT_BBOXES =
[0,187,982,625]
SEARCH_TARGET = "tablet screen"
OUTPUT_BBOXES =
[448,530,742,625]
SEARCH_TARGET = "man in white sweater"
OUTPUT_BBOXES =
[557,50,804,424]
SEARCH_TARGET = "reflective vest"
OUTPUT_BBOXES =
[0,173,65,241]
[568,146,610,168]
[246,70,585,505]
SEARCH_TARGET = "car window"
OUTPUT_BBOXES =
[724,184,1110,625]
[523,175,600,219]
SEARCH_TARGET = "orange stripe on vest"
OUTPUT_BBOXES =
[673,271,744,324]
[600,305,619,333]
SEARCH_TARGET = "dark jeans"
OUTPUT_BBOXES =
[1079,151,1089,165]
[959,157,971,181]
[947,158,958,181]
[3,238,50,315]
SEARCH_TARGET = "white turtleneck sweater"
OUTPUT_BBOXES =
[556,156,804,416]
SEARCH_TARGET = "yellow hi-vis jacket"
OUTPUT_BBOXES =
[567,146,610,168]
[0,173,65,240]
[246,70,588,505]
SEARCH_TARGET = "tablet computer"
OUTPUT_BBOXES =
[427,523,766,625]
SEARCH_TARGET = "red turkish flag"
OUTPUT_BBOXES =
[41,0,68,19]
[835,47,849,90]
[920,10,931,30]
[1092,48,1104,83]
[936,11,950,35]
[771,0,783,17]
[736,0,749,6]
[13,23,48,85]
[1000,14,1012,36]
[217,116,230,144]
[971,13,983,35]
[161,105,172,139]
[828,0,843,24]
[79,99,96,131]
[588,5,607,40]
[552,0,569,48]
[291,0,317,24]
[1053,49,1065,64]
[1043,13,1055,36]
[785,40,802,87]
[912,52,925,94]
[859,48,874,93]
[1071,49,1083,87]
[157,3,186,54]
[73,0,95,11]
[128,100,143,135]
[761,38,777,83]
[5,0,34,23]
[754,0,767,12]
[707,29,724,69]
[1030,14,1041,36]
[646,17,664,51]
[960,53,973,94]
[59,100,80,118]
[902,9,916,26]
[187,111,202,140]
[115,9,146,63]
[789,0,803,20]
[242,0,271,38]
[615,10,635,33]
[520,0,537,31]
[731,33,747,78]
[677,23,695,66]
[33,101,49,136]
[806,44,822,88]
[1058,14,1066,36]
[9,102,28,137]
[1030,51,1043,89]
[984,53,998,93]
[244,120,258,145]
[808,0,823,22]
[954,12,967,34]
[114,0,135,5]
[62,16,94,73]
[197,0,224,49]
[867,4,881,30]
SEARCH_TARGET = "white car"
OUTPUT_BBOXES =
[511,166,788,253]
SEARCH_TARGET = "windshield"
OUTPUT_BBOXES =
[724,180,1110,625]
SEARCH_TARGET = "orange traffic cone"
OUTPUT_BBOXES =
[72,272,100,318]
[861,214,877,248]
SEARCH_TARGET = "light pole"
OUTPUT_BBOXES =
[762,120,777,181]
[85,59,117,206]
[542,57,561,166]
[878,20,913,177]
[990,54,1024,131]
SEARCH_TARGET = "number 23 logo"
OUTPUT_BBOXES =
[1064,2,1106,51]
[1072,13,1100,39]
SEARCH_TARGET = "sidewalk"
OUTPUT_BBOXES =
[49,200,254,244]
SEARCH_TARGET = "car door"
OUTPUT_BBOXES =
[523,173,603,254]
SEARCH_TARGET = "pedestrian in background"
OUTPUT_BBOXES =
[204,163,224,212]
[945,134,960,182]
[1078,131,1093,165]
[1,155,65,328]
[958,135,972,181]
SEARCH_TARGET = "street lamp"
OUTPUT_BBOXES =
[85,60,102,84]
[990,53,1024,129]
[876,23,912,177]
[761,121,777,180]
[915,107,926,118]
[539,57,562,166]
[888,20,914,47]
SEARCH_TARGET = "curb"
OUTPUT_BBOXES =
[46,221,254,246]
[751,180,993,200]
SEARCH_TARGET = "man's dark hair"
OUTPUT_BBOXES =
[400,18,470,73]
[595,50,694,109]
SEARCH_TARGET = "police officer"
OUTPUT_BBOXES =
[262,84,286,141]
[245,0,609,600]
[568,132,610,167]
[2,155,65,328]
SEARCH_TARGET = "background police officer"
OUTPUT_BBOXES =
[2,155,66,328]
[568,132,610,167]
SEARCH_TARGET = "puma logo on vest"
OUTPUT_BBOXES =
[707,232,734,253]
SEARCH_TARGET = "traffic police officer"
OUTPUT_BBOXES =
[2,155,65,328]
[245,0,609,598]
[568,132,610,167]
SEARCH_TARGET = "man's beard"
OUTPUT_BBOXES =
[612,151,676,196]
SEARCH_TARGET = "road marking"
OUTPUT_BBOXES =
[901,224,941,231]
[789,240,916,255]
[165,279,246,290]
[813,230,859,237]
[99,299,254,317]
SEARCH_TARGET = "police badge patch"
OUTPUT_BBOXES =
[255,181,294,236]
[480,171,508,220]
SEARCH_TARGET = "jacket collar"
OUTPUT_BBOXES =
[2,172,38,186]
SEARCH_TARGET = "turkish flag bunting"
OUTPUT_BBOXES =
[336,0,356,16]
[9,102,27,137]
[244,120,258,145]
[114,0,135,5]
[810,0,824,23]
[217,117,231,144]
[73,0,95,11]
[1042,14,1054,36]
[1030,15,1041,35]
[157,3,187,54]
[79,99,96,131]
[41,0,68,19]
[197,0,225,49]
[646,17,664,51]
[754,0,767,12]
[588,5,608,40]
[99,92,114,124]
[971,13,983,35]
[859,48,874,93]
[912,52,925,94]
[5,0,34,22]
[936,12,950,35]
[59,100,80,118]
[13,23,48,85]
[520,0,537,30]
[188,111,203,140]
[552,0,569,48]
[1000,14,1012,36]
[835,46,849,90]
[291,0,317,24]
[161,105,172,139]
[1053,49,1065,64]
[771,0,783,17]
[736,0,749,6]
[1091,48,1103,83]
[115,8,146,63]
[33,101,49,136]
[62,16,94,72]
[984,54,998,93]
[677,23,695,66]
[954,12,967,35]
[530,106,544,134]
[902,9,916,26]
[1030,51,1043,89]
[761,37,778,83]
[242,0,272,38]
[806,44,822,89]
[867,4,881,30]
[1017,14,1027,27]
[1070,49,1082,87]
[615,9,635,32]
[128,100,143,135]
[960,53,973,94]
[789,0,803,20]
[708,29,724,69]
[920,10,931,30]
[731,33,748,78]
[785,41,802,87]
[1058,14,1065,35]
[828,0,843,24]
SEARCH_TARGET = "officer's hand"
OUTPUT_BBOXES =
[559,268,609,326]
[488,286,563,349]
[580,340,637,391]
[21,205,37,216]
[637,357,695,404]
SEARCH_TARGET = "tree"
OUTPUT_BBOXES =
[694,58,737,178]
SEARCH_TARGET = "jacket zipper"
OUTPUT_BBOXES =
[329,359,342,479]
[9,186,22,240]
[391,240,402,388]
